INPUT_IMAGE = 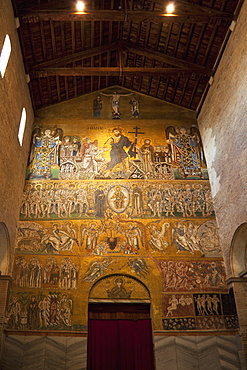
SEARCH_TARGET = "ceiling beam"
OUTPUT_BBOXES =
[30,67,210,77]
[20,9,233,24]
[122,42,212,73]
[32,42,120,69]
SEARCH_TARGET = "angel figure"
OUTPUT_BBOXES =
[127,258,149,277]
[165,125,205,178]
[123,223,143,254]
[101,220,121,251]
[81,222,104,252]
[28,126,63,179]
[148,222,170,253]
[83,259,114,282]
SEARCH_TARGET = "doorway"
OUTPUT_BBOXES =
[87,302,155,370]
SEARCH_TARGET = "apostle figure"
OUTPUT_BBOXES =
[94,185,106,218]
[138,138,155,174]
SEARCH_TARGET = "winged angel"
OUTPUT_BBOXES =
[165,125,206,178]
[83,259,114,282]
[28,126,63,179]
[81,222,111,255]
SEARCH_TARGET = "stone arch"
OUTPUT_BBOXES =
[0,222,10,275]
[230,222,247,276]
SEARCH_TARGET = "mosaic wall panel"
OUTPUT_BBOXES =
[20,180,214,220]
[25,123,208,181]
[162,291,238,331]
[16,219,220,257]
[89,274,150,300]
[7,92,238,333]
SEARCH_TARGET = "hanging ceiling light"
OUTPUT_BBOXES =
[76,1,85,12]
[166,3,175,14]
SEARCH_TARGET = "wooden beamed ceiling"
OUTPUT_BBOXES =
[13,0,242,111]
[19,9,233,23]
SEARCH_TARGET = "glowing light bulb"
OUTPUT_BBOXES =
[76,1,85,12]
[166,3,175,14]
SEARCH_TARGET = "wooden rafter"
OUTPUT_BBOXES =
[122,42,212,73]
[32,42,120,69]
[15,0,241,111]
[30,66,211,77]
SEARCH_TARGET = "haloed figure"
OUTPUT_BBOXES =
[104,128,132,171]
[93,95,102,117]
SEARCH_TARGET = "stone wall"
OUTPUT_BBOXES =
[1,334,245,369]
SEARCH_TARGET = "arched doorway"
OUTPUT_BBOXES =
[230,222,247,277]
[87,274,155,370]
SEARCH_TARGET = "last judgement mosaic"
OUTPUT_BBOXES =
[7,109,238,334]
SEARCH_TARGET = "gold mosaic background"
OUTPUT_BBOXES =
[6,89,238,333]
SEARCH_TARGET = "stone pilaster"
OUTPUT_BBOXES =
[0,275,12,359]
[226,277,247,365]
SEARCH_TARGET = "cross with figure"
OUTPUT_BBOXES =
[128,126,145,158]
[100,91,133,119]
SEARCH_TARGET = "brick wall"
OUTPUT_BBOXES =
[0,0,34,356]
[0,0,33,272]
[198,0,247,361]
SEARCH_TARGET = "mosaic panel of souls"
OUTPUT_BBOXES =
[162,291,238,331]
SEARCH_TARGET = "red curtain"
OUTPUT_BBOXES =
[87,318,155,370]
